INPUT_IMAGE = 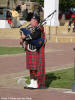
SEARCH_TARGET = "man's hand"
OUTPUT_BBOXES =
[20,31,26,39]
[19,38,24,48]
[21,33,26,39]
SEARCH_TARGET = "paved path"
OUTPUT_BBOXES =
[0,87,75,100]
[0,40,75,99]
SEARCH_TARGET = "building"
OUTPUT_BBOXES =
[0,0,38,12]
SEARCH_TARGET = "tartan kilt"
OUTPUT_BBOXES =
[26,45,45,72]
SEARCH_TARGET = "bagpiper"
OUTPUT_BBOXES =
[20,15,46,89]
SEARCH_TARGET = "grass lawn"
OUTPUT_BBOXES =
[25,68,74,89]
[0,46,25,55]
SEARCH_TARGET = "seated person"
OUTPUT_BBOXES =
[68,12,75,32]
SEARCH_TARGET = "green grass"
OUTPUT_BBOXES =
[45,68,74,89]
[0,46,25,55]
[25,68,74,89]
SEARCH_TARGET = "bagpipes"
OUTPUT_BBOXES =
[20,24,45,48]
[20,10,56,48]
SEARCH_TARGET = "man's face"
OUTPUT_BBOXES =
[30,18,38,27]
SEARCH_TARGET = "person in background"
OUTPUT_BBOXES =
[38,4,43,12]
[68,12,75,32]
[33,7,39,17]
[6,10,13,27]
[21,2,27,20]
[9,8,20,28]
[22,8,28,20]
[21,2,26,12]
[16,5,21,13]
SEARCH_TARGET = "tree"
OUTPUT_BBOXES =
[59,0,75,12]
[36,0,44,6]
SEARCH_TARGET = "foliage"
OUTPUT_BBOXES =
[34,0,44,6]
[59,0,75,12]
[35,0,75,11]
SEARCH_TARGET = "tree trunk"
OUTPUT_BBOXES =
[7,0,10,8]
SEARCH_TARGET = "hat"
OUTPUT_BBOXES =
[32,15,40,23]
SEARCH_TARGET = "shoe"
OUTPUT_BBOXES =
[24,79,34,89]
[24,85,38,89]
[27,79,38,88]
[24,79,38,89]
[33,80,38,88]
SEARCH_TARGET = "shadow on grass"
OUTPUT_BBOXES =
[45,73,60,88]
[25,73,61,88]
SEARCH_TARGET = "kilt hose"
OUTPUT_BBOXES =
[26,46,45,88]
